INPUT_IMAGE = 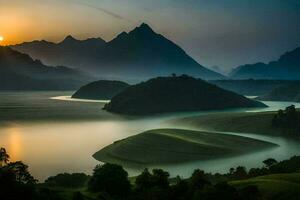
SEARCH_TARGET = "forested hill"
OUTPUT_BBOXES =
[104,75,266,115]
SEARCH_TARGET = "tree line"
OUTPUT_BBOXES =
[1,147,300,200]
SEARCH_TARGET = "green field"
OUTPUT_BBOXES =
[231,173,300,200]
[93,129,277,165]
[170,111,285,136]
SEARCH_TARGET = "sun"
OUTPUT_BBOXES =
[0,36,4,42]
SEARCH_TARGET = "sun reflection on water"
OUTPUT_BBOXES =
[6,125,22,161]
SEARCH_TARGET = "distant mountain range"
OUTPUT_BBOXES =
[230,47,300,80]
[11,23,224,82]
[210,80,300,96]
[0,46,91,90]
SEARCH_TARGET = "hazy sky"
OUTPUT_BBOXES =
[0,0,299,72]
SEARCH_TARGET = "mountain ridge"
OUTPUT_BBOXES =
[230,47,300,80]
[0,46,91,90]
[11,23,224,81]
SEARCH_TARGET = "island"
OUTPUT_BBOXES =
[72,80,129,100]
[103,75,266,115]
[93,129,277,165]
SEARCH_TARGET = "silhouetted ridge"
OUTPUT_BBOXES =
[230,46,300,80]
[61,35,78,43]
[0,46,91,90]
[131,23,156,35]
[12,23,225,81]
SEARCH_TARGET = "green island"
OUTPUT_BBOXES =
[104,75,266,115]
[93,129,277,165]
[72,80,129,100]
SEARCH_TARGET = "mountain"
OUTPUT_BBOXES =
[72,80,129,100]
[0,46,91,90]
[230,47,300,80]
[11,23,224,82]
[258,83,300,102]
[103,75,266,115]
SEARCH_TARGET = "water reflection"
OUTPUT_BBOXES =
[6,125,22,161]
[1,91,300,181]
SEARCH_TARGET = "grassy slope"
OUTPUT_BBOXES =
[171,111,285,136]
[231,173,300,200]
[93,129,276,165]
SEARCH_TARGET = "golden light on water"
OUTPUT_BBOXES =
[6,126,22,161]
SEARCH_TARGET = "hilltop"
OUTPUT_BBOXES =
[72,80,129,100]
[104,75,266,115]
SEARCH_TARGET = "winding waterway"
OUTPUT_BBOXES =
[0,91,299,181]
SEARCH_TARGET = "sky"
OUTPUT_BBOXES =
[0,0,299,73]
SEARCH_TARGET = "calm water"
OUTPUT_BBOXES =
[0,91,300,181]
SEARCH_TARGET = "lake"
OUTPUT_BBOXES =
[0,91,300,181]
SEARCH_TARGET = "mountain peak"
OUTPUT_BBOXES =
[140,23,153,30]
[131,23,155,35]
[61,35,78,43]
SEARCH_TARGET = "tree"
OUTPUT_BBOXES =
[170,177,189,200]
[0,151,37,200]
[45,173,89,188]
[88,163,131,198]
[263,158,278,168]
[0,147,10,167]
[7,161,36,184]
[272,105,300,134]
[238,185,261,200]
[134,168,170,200]
[190,169,210,191]
[135,168,152,190]
[233,166,248,180]
[151,169,170,189]
[72,191,85,200]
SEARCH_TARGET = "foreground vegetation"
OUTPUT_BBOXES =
[2,147,300,200]
[93,129,276,165]
[231,173,300,200]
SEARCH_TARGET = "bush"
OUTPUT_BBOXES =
[45,173,89,188]
[88,163,131,198]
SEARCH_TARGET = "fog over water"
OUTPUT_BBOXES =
[0,91,300,181]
